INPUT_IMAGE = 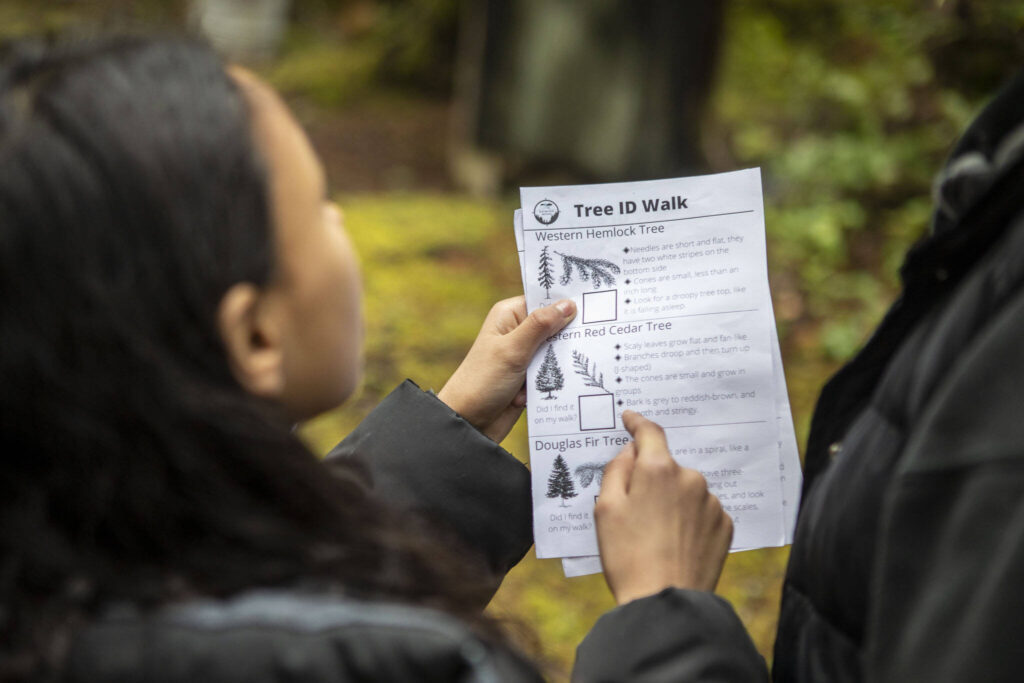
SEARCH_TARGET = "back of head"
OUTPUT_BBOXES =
[0,36,502,681]
[0,35,386,676]
[0,35,292,676]
[0,35,272,417]
[0,36,504,681]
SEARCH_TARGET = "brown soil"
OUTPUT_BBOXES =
[291,96,455,194]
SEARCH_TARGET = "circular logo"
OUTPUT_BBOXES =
[533,199,560,225]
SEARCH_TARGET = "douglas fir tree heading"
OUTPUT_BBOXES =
[535,345,564,399]
[537,245,555,299]
[546,454,578,506]
[556,251,621,289]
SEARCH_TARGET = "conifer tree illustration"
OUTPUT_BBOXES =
[572,350,610,393]
[555,252,621,289]
[546,454,578,506]
[535,345,564,399]
[537,245,555,299]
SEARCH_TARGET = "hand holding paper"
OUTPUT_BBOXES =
[596,410,733,604]
[438,296,576,442]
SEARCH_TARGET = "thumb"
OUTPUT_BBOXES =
[506,299,576,362]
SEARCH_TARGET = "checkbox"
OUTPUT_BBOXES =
[582,289,618,323]
[579,393,616,430]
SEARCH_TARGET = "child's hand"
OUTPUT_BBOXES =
[596,411,733,605]
[438,296,576,442]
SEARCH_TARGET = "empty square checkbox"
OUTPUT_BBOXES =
[579,393,616,430]
[582,289,618,323]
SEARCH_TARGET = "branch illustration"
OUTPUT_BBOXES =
[574,462,608,489]
[572,350,610,393]
[555,252,621,289]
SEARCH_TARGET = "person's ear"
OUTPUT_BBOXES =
[217,283,286,400]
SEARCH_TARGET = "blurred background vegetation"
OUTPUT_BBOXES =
[3,0,1022,678]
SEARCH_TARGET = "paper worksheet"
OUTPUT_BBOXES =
[515,169,799,563]
[559,327,800,577]
[514,200,801,576]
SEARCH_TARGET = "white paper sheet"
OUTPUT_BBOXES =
[512,170,802,576]
[516,170,788,560]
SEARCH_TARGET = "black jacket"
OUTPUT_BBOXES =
[773,69,1024,682]
[64,382,537,682]
[64,382,765,682]
[582,70,1024,681]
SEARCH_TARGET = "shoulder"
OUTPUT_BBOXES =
[65,590,539,683]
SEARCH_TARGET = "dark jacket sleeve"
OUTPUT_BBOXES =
[65,591,545,683]
[325,380,533,581]
[573,588,768,682]
[864,288,1024,682]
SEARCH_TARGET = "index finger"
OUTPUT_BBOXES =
[599,442,638,500]
[484,296,527,331]
[622,410,672,464]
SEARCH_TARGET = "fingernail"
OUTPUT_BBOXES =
[555,299,576,317]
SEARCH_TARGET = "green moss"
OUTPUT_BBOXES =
[266,40,378,106]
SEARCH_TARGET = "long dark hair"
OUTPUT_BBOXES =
[0,36,495,680]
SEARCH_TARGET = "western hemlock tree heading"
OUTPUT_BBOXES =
[535,344,564,399]
[546,454,578,506]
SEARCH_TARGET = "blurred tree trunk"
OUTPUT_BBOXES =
[453,0,724,191]
[189,0,291,62]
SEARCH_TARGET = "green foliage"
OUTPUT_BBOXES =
[361,0,460,92]
[715,0,1024,364]
[0,0,181,41]
[267,38,378,106]
[274,0,460,103]
[0,2,78,38]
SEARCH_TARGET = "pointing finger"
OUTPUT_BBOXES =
[598,442,638,500]
[622,410,672,465]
